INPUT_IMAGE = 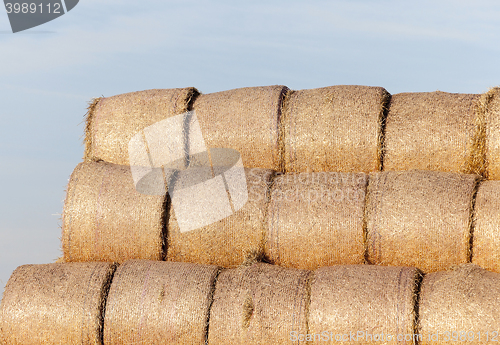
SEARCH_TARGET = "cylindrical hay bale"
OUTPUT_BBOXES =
[366,170,479,273]
[62,161,167,263]
[484,87,500,179]
[103,260,219,345]
[419,264,500,344]
[283,85,389,173]
[193,85,288,171]
[0,262,116,345]
[472,180,500,272]
[167,168,273,267]
[208,263,311,345]
[384,91,481,174]
[84,88,198,165]
[309,265,420,345]
[265,172,367,269]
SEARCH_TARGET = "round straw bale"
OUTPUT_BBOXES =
[62,161,167,263]
[471,180,500,272]
[309,265,420,345]
[283,85,389,173]
[384,91,481,174]
[193,85,288,171]
[366,170,479,273]
[419,264,500,344]
[484,87,500,179]
[84,88,198,165]
[166,168,273,268]
[265,172,367,269]
[0,262,116,345]
[103,260,219,345]
[208,262,311,345]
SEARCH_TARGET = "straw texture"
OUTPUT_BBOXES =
[471,180,500,272]
[484,87,500,179]
[265,172,367,269]
[0,262,116,345]
[194,85,288,170]
[208,262,311,345]
[167,168,272,267]
[366,170,479,273]
[419,264,500,345]
[84,88,198,165]
[309,265,420,345]
[283,85,389,173]
[62,161,167,263]
[384,91,480,174]
[103,260,219,345]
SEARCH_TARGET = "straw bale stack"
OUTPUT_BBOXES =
[366,170,479,272]
[309,265,420,345]
[0,262,116,345]
[208,262,311,344]
[419,264,500,345]
[103,260,219,345]
[84,88,198,165]
[193,85,288,171]
[384,91,481,174]
[62,161,167,263]
[265,172,367,269]
[283,85,389,173]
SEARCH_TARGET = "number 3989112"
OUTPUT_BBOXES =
[5,3,62,14]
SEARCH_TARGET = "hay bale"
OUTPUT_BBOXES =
[84,88,198,165]
[166,168,273,267]
[484,87,500,179]
[62,161,166,263]
[265,172,367,269]
[471,180,500,272]
[309,265,420,344]
[419,264,500,344]
[103,260,219,345]
[366,170,479,273]
[208,263,311,345]
[193,85,288,171]
[0,262,116,345]
[283,85,389,173]
[384,91,481,174]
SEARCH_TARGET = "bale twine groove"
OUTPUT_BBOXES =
[309,265,421,345]
[0,262,116,345]
[366,170,479,273]
[419,264,500,345]
[84,88,198,165]
[384,91,481,174]
[283,85,390,173]
[208,262,311,345]
[265,172,367,269]
[62,161,167,263]
[103,260,219,345]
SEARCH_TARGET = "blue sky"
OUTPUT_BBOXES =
[1,0,500,295]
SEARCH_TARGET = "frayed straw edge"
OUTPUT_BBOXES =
[278,88,293,173]
[83,98,103,162]
[466,89,496,177]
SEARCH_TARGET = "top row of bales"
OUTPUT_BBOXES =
[83,85,500,178]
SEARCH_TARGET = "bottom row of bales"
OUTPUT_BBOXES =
[1,260,500,344]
